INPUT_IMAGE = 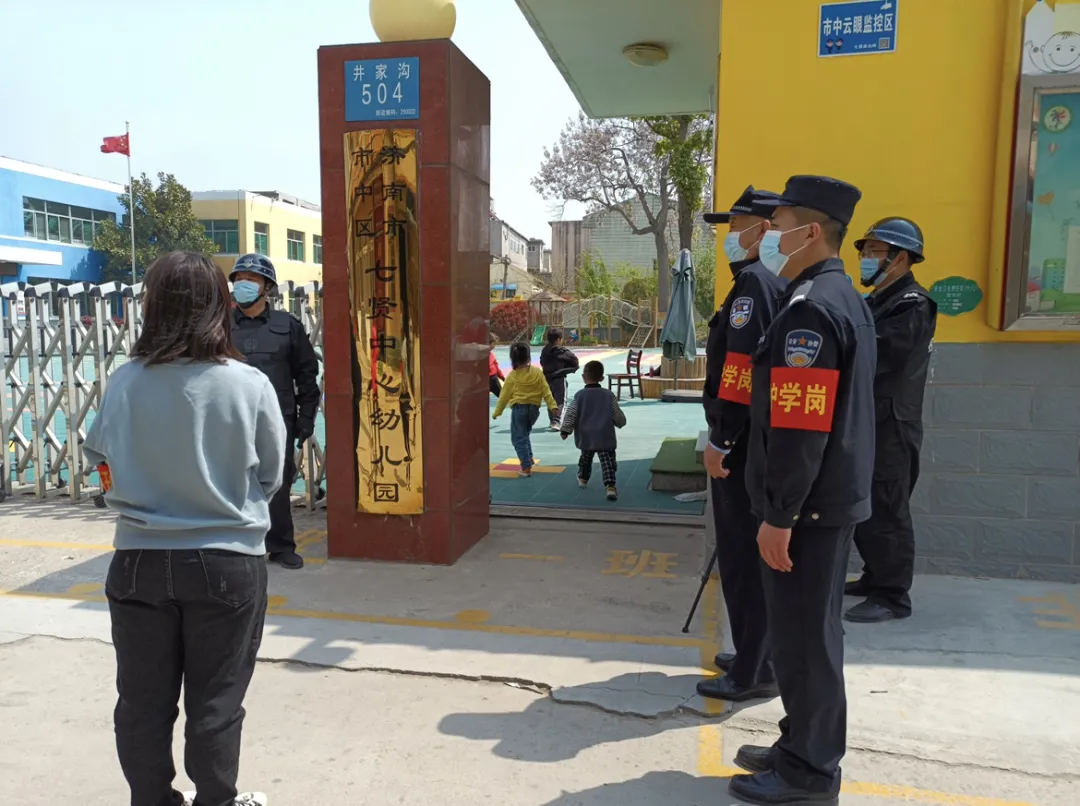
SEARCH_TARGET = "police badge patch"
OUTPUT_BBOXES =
[784,329,822,368]
[729,297,753,329]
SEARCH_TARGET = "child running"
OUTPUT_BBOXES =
[539,327,579,430]
[560,360,627,500]
[492,342,557,477]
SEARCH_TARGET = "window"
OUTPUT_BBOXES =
[528,244,538,253]
[313,234,323,265]
[22,197,115,245]
[1005,75,1080,329]
[287,229,305,262]
[254,222,269,256]
[200,220,240,254]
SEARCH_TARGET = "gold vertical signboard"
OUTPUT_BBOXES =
[345,130,424,514]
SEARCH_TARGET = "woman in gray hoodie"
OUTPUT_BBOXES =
[84,250,287,806]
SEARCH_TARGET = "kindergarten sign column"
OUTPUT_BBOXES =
[345,129,424,515]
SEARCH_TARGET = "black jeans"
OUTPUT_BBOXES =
[267,416,296,555]
[107,549,268,806]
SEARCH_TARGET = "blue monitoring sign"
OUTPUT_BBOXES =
[344,57,420,122]
[818,0,897,58]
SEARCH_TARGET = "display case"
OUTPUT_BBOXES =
[1005,74,1080,330]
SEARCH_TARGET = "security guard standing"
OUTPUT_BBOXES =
[732,176,875,806]
[844,219,937,623]
[230,254,321,570]
[699,186,787,702]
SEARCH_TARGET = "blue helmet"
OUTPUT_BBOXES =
[229,253,277,286]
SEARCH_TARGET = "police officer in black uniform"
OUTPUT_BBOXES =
[230,254,321,570]
[731,176,876,806]
[698,186,787,702]
[844,219,937,624]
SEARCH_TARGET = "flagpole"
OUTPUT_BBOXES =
[126,121,136,286]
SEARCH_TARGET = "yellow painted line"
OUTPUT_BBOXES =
[498,553,564,562]
[0,534,328,565]
[0,588,707,648]
[0,538,113,552]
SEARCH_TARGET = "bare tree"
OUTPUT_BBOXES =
[534,115,674,304]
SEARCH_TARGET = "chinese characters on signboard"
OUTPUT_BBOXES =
[345,130,424,514]
[818,1,897,58]
[344,58,420,122]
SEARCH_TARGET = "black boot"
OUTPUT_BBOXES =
[696,676,778,703]
[728,770,838,805]
[734,744,777,774]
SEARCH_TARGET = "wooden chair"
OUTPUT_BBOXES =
[608,349,644,400]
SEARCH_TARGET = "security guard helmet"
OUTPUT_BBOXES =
[229,253,278,286]
[853,218,925,264]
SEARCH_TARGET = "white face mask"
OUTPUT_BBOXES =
[758,225,810,275]
[722,224,761,263]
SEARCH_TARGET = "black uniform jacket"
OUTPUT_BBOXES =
[746,258,878,529]
[702,259,788,452]
[232,307,321,429]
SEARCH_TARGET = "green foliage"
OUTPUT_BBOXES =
[92,172,217,283]
[615,264,658,304]
[644,115,714,249]
[691,242,717,320]
[574,252,616,299]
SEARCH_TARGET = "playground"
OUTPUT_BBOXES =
[489,345,707,518]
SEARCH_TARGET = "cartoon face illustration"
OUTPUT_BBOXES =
[1030,32,1080,74]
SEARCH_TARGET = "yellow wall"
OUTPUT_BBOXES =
[714,0,1080,343]
[191,194,323,289]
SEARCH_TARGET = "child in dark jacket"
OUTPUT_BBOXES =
[560,360,626,500]
[539,327,579,430]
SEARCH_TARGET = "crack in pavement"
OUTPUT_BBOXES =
[7,634,1080,783]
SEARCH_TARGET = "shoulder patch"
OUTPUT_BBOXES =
[784,329,823,368]
[729,296,753,329]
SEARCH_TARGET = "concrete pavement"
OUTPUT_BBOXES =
[1,498,1079,804]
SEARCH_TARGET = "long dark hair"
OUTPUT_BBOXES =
[132,250,244,366]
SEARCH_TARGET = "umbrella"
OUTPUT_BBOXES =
[659,249,697,387]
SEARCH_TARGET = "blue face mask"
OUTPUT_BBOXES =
[233,280,262,306]
[859,257,887,288]
[759,226,809,276]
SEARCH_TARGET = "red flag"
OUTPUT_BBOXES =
[100,134,130,156]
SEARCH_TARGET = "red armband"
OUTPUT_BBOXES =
[769,367,839,432]
[717,351,753,405]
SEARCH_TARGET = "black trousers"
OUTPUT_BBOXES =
[106,549,268,806]
[710,445,772,688]
[267,416,296,555]
[547,376,567,423]
[489,376,502,396]
[762,522,854,794]
[852,420,921,615]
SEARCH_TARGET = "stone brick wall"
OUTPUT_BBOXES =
[907,343,1080,582]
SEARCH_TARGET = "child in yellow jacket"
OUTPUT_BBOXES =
[493,342,557,477]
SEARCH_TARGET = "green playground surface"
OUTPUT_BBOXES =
[489,347,707,515]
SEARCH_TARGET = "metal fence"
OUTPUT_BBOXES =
[1,279,326,508]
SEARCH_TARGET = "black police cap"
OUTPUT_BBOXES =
[755,175,862,227]
[703,186,781,224]
[853,217,925,263]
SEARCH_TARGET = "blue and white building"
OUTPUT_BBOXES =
[0,156,126,292]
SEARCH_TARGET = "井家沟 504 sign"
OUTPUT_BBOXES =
[345,58,420,122]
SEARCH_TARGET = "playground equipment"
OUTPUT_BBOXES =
[1,279,326,507]
[551,295,654,347]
